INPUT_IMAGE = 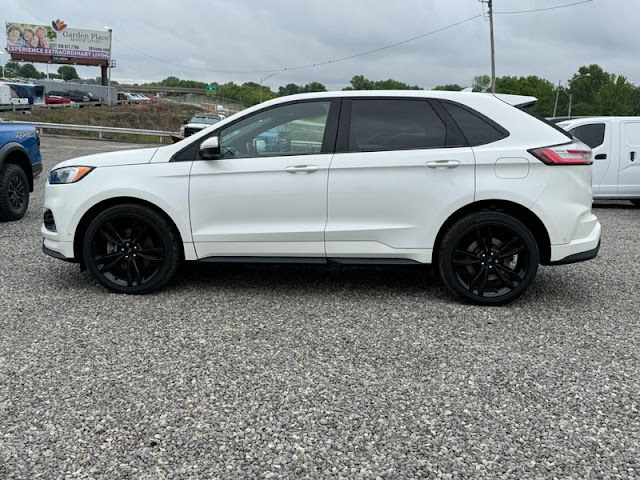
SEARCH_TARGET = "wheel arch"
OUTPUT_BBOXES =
[433,200,552,265]
[0,143,33,191]
[73,196,185,263]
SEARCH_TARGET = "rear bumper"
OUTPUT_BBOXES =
[548,220,601,265]
[549,239,600,265]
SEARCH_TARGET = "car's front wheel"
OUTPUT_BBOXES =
[0,163,29,221]
[438,212,539,305]
[82,204,181,294]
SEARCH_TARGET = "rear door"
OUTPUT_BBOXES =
[325,98,475,262]
[618,120,640,196]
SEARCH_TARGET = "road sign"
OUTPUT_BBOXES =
[205,84,217,95]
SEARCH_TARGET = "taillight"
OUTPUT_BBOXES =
[529,141,592,165]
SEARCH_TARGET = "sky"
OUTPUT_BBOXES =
[2,0,639,90]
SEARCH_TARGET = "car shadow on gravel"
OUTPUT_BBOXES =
[174,262,436,294]
[43,259,596,306]
[592,201,637,210]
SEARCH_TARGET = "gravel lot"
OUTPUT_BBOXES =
[1,136,639,479]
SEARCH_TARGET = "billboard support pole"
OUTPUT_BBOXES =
[105,26,112,105]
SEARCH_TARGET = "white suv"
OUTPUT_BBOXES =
[42,91,601,304]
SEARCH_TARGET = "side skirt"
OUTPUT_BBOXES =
[196,256,423,265]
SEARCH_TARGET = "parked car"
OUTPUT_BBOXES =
[180,114,225,137]
[558,117,640,205]
[42,91,601,304]
[48,90,89,103]
[45,94,71,105]
[0,122,42,220]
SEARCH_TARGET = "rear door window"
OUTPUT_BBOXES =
[567,123,605,149]
[347,99,447,152]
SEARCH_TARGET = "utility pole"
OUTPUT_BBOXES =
[488,0,496,93]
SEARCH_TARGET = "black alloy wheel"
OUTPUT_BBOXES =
[83,204,181,294]
[439,212,539,305]
[0,164,30,221]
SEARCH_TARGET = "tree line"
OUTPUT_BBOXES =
[2,61,638,117]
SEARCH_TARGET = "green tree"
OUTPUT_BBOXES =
[630,86,640,116]
[279,83,302,96]
[472,75,491,92]
[567,64,613,116]
[3,61,20,78]
[596,75,635,116]
[57,65,79,81]
[343,75,375,90]
[18,63,44,79]
[304,82,327,93]
[432,84,463,91]
[343,75,422,91]
[495,75,555,117]
[278,82,327,96]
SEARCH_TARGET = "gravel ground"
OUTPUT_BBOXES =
[0,136,639,479]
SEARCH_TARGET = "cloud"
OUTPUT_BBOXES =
[3,0,636,89]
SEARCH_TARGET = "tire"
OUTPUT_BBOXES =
[631,200,640,207]
[0,163,29,221]
[82,204,181,294]
[438,211,539,305]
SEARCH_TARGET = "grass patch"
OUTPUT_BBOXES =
[2,102,206,144]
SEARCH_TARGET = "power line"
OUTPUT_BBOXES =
[114,14,483,75]
[114,0,594,77]
[495,0,593,15]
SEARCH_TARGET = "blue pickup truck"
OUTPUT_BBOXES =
[0,123,42,221]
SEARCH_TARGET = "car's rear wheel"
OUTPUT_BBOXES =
[82,204,181,294]
[438,212,539,305]
[0,163,29,221]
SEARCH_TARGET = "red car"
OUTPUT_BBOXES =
[45,95,71,105]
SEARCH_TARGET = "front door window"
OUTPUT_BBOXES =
[218,101,331,159]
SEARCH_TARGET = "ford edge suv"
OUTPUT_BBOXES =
[41,91,601,304]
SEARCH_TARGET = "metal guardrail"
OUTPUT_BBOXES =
[9,121,177,142]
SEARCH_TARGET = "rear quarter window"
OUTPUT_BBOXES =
[441,101,508,146]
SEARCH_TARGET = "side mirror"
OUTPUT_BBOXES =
[199,136,221,159]
[182,119,188,124]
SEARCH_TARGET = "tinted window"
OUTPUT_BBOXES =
[442,101,507,145]
[568,123,605,149]
[348,99,446,152]
[218,101,330,158]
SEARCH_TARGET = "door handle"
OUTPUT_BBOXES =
[426,160,461,169]
[631,152,636,162]
[285,165,319,174]
[594,153,607,160]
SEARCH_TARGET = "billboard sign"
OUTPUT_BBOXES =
[5,21,111,62]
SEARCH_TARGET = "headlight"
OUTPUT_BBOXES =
[49,166,94,184]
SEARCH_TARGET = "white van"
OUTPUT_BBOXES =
[558,117,640,205]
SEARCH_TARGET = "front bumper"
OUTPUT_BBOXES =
[42,234,76,261]
[43,242,77,263]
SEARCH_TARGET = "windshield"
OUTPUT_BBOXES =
[190,115,221,124]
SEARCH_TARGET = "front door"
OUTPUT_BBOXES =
[189,100,336,259]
